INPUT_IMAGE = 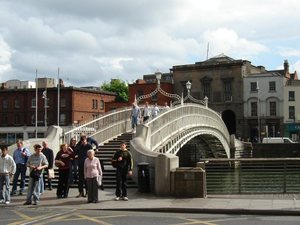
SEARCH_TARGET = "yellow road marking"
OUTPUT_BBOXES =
[61,214,127,221]
[77,214,112,225]
[171,218,218,225]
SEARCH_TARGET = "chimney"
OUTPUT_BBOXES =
[284,60,289,74]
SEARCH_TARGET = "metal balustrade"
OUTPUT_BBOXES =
[141,103,231,157]
[200,158,300,194]
[63,107,133,144]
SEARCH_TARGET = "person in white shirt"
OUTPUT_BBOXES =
[164,102,170,111]
[143,101,152,123]
[152,103,160,118]
[0,146,16,204]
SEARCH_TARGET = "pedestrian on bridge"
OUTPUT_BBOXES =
[131,103,141,132]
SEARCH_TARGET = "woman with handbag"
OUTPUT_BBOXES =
[55,143,74,198]
[84,149,102,203]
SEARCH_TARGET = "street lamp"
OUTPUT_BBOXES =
[257,82,260,143]
[155,71,162,86]
[186,80,191,95]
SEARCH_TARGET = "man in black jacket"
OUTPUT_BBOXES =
[112,142,133,201]
[75,136,93,197]
[41,141,54,190]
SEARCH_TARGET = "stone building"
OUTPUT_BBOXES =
[171,54,266,140]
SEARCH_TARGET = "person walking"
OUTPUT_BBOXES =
[0,146,16,205]
[24,144,48,205]
[142,101,152,123]
[55,143,74,198]
[152,103,160,118]
[84,149,102,203]
[42,141,54,191]
[112,142,133,201]
[75,136,93,198]
[11,139,31,196]
[131,103,141,131]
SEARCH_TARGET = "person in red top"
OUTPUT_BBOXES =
[55,143,74,198]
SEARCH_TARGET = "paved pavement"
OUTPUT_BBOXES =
[3,188,300,215]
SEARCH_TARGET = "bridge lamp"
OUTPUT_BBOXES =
[155,71,162,87]
[186,80,191,96]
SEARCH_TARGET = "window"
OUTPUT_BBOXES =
[151,93,158,101]
[251,102,257,116]
[60,98,66,107]
[270,101,276,116]
[92,99,98,109]
[31,98,36,108]
[223,80,232,101]
[31,114,35,125]
[2,115,8,125]
[137,90,144,98]
[60,113,66,125]
[14,99,20,109]
[202,83,211,100]
[100,100,104,110]
[3,99,8,109]
[289,106,295,119]
[269,81,276,91]
[14,114,21,125]
[250,82,258,92]
[289,91,295,101]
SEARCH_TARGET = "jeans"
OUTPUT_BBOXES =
[12,163,27,194]
[0,174,10,202]
[26,177,41,203]
[131,116,138,129]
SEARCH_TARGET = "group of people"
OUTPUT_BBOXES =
[131,101,170,130]
[0,134,133,205]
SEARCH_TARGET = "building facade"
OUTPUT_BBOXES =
[284,79,300,141]
[243,72,286,142]
[0,86,116,146]
[171,54,266,139]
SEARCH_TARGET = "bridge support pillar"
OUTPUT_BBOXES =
[155,154,178,196]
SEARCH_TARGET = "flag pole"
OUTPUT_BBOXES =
[57,67,60,126]
[35,69,38,138]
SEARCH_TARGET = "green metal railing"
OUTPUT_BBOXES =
[199,158,300,194]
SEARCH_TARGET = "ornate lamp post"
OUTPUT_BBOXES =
[173,80,208,107]
[136,71,181,104]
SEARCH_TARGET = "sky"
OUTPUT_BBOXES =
[1,0,300,87]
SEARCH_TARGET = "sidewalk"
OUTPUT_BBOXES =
[4,188,300,215]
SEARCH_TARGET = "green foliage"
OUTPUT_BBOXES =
[101,79,129,102]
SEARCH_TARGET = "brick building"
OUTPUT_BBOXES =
[128,73,174,106]
[0,86,116,145]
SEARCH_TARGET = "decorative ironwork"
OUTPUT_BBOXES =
[136,71,181,104]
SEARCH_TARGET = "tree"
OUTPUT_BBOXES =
[100,79,129,102]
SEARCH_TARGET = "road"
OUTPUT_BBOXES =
[0,207,299,225]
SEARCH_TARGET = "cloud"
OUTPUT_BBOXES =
[0,0,300,86]
[201,28,268,59]
[0,36,12,77]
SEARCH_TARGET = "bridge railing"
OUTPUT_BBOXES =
[63,107,133,144]
[142,103,230,154]
[200,158,300,194]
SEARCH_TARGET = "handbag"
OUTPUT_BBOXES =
[30,169,42,181]
[96,175,102,187]
[48,169,55,179]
